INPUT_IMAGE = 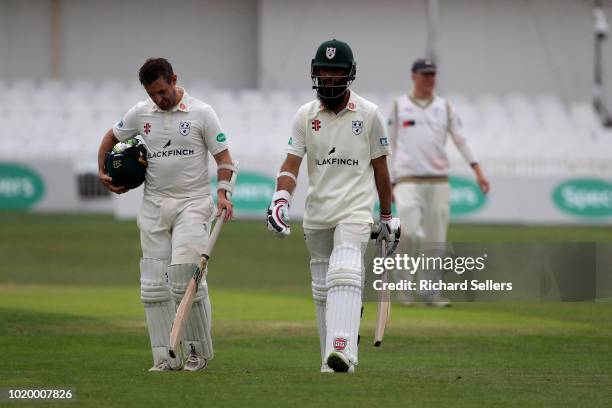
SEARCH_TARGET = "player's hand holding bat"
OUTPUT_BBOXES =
[372,215,401,256]
[217,192,234,221]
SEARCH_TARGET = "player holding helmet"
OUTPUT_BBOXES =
[97,58,236,372]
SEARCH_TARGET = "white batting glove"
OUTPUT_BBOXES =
[372,213,401,256]
[267,190,291,238]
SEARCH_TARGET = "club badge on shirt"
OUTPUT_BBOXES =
[311,119,321,132]
[352,121,363,135]
[179,122,190,136]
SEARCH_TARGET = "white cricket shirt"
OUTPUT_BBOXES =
[287,91,391,229]
[113,88,229,198]
[388,94,476,181]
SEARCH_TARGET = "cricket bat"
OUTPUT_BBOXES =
[168,164,238,359]
[374,239,390,347]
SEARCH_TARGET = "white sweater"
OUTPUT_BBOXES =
[388,94,476,181]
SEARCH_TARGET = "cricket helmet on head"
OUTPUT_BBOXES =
[105,138,148,189]
[311,39,356,99]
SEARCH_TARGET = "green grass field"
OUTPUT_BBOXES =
[1,214,611,407]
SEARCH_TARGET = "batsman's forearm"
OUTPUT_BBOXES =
[276,173,296,194]
[214,149,234,183]
[376,182,392,214]
[373,156,392,214]
[276,154,302,195]
[98,129,119,173]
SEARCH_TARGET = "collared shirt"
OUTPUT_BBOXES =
[113,88,229,198]
[287,91,391,229]
[388,94,476,180]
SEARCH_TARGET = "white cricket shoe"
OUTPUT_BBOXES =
[148,360,174,372]
[326,352,353,373]
[183,352,208,372]
[320,363,334,373]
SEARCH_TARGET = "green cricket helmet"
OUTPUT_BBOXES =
[105,138,148,189]
[311,39,356,99]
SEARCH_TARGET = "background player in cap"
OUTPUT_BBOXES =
[388,58,490,307]
[97,58,237,371]
[267,39,400,373]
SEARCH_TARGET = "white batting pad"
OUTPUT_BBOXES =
[140,258,181,369]
[310,258,328,361]
[168,263,213,360]
[325,244,363,365]
[327,244,362,288]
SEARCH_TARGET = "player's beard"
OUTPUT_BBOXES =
[317,88,349,111]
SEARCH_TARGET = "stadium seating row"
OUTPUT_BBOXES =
[0,79,610,176]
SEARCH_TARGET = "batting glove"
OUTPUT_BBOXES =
[372,212,401,256]
[267,190,291,238]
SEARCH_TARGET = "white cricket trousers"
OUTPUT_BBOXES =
[393,181,450,244]
[393,181,450,301]
[137,195,215,264]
